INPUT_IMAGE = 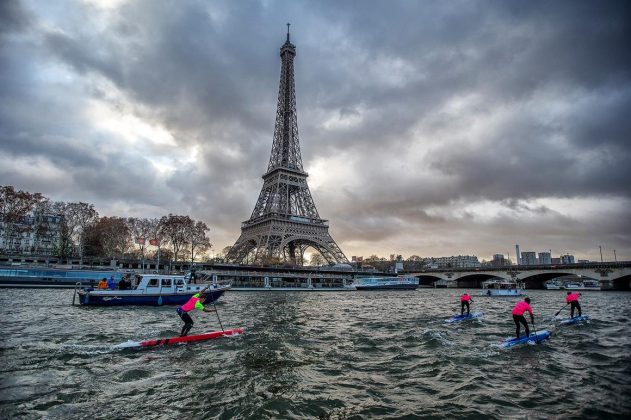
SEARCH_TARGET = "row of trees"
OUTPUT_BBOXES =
[0,186,212,263]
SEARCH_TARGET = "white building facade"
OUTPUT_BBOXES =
[0,213,64,256]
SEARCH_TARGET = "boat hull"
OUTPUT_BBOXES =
[77,289,225,306]
[355,284,419,290]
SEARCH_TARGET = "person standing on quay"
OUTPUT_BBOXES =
[460,292,473,316]
[566,291,582,318]
[512,297,534,339]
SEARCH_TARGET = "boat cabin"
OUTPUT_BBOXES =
[131,274,212,294]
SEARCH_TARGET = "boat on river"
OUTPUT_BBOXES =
[581,280,601,291]
[565,280,601,291]
[544,280,563,290]
[74,273,230,306]
[352,275,419,290]
[0,266,122,288]
[480,278,524,296]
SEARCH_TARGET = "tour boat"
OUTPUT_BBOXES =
[480,278,524,296]
[0,266,122,288]
[544,280,563,290]
[352,275,419,290]
[74,273,230,306]
[581,279,601,291]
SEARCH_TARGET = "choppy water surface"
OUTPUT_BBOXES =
[1,289,629,419]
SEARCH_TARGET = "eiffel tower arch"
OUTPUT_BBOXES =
[226,26,348,265]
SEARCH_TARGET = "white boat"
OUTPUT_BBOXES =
[480,278,524,296]
[352,276,419,290]
[544,280,563,290]
[74,273,231,306]
[564,282,584,290]
[581,279,601,291]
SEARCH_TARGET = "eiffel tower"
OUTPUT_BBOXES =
[226,25,348,265]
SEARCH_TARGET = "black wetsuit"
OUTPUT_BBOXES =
[177,307,194,336]
[513,314,529,339]
[570,301,582,318]
[461,300,471,316]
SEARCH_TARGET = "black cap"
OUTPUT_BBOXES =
[524,297,531,303]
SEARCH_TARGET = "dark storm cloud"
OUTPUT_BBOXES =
[1,0,629,259]
[0,0,32,35]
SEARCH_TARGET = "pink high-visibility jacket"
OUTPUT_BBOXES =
[566,293,580,303]
[181,294,204,312]
[512,301,533,316]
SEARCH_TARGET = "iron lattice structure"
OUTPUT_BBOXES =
[226,27,348,265]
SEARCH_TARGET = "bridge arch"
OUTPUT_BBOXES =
[613,274,631,290]
[417,275,442,287]
[454,274,503,288]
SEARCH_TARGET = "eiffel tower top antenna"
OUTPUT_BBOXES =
[287,22,290,42]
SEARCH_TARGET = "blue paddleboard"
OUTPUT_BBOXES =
[445,312,483,323]
[559,315,589,325]
[500,329,550,348]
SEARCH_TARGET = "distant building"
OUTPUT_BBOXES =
[520,251,538,265]
[561,254,575,264]
[429,255,481,268]
[489,254,509,267]
[551,257,561,264]
[538,252,551,265]
[578,259,590,263]
[0,212,63,256]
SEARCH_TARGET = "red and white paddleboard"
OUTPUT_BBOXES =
[115,328,244,349]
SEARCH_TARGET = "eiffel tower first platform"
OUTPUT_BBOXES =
[226,26,348,266]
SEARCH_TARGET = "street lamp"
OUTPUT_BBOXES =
[599,245,603,263]
[614,249,617,262]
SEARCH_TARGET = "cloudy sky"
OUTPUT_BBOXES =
[1,0,630,262]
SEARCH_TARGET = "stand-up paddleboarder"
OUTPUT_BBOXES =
[176,290,215,337]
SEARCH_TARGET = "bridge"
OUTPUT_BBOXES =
[408,262,631,290]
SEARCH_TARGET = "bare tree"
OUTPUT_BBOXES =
[100,217,131,259]
[159,214,193,263]
[51,202,75,262]
[126,217,154,271]
[187,220,211,263]
[65,202,98,265]
[309,253,325,266]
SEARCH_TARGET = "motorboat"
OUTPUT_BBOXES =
[74,273,230,306]
[480,278,524,296]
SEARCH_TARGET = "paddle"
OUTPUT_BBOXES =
[554,304,569,317]
[211,299,225,332]
[530,317,539,343]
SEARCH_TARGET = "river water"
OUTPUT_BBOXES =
[0,289,629,419]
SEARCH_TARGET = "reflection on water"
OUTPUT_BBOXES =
[0,289,629,418]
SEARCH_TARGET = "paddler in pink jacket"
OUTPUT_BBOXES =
[512,297,534,339]
[460,292,473,316]
[565,291,582,318]
[176,290,215,337]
